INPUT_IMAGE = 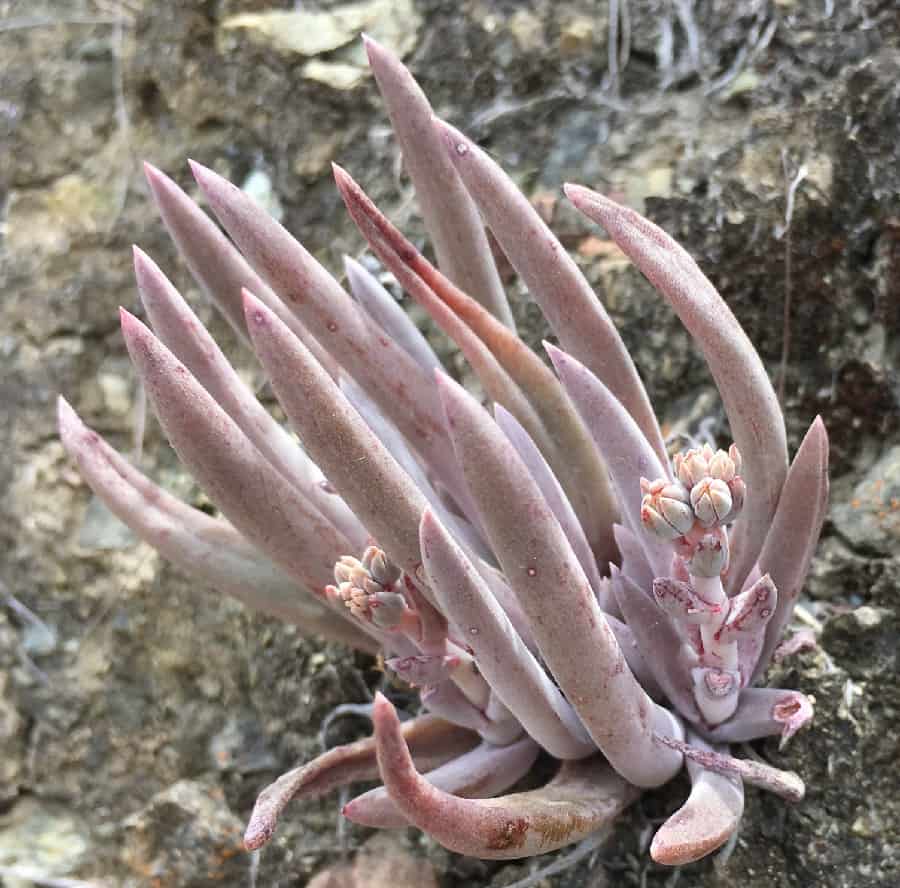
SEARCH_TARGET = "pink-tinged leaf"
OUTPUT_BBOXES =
[547,344,672,578]
[343,255,440,374]
[188,160,461,494]
[119,309,351,595]
[420,680,522,745]
[143,162,338,378]
[244,713,478,851]
[334,163,618,568]
[57,397,375,652]
[133,246,368,551]
[471,561,538,655]
[344,736,540,829]
[370,693,639,859]
[242,290,429,583]
[612,524,654,594]
[494,405,608,607]
[437,373,683,787]
[651,733,744,866]
[753,416,829,682]
[611,567,700,721]
[654,733,805,802]
[435,119,667,468]
[564,184,788,590]
[420,509,595,760]
[704,687,814,747]
[340,376,490,563]
[363,35,513,329]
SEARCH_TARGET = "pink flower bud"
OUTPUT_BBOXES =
[690,477,733,527]
[640,477,694,539]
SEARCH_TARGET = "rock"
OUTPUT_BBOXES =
[0,799,89,885]
[308,833,440,888]
[122,780,246,887]
[832,445,900,555]
[219,0,421,61]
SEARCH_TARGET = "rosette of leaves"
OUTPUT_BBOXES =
[59,37,827,868]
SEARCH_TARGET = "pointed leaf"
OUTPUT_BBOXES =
[420,508,595,759]
[143,162,338,378]
[753,416,829,681]
[344,736,540,829]
[134,246,367,550]
[334,164,618,564]
[244,713,478,850]
[564,184,788,589]
[343,255,440,373]
[369,693,639,859]
[57,397,374,650]
[494,405,607,605]
[547,343,673,577]
[363,36,513,328]
[434,119,667,467]
[188,160,462,495]
[241,290,429,582]
[437,373,683,786]
[119,310,350,594]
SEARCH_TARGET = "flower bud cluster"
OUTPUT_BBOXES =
[673,443,745,528]
[640,444,745,577]
[327,546,408,629]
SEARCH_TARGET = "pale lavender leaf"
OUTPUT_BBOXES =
[493,405,608,606]
[369,693,639,859]
[241,290,429,582]
[437,373,683,787]
[435,119,667,467]
[119,309,351,595]
[188,160,461,494]
[547,343,672,577]
[334,163,619,565]
[564,184,788,590]
[57,397,375,651]
[704,687,814,747]
[420,508,596,760]
[420,680,521,745]
[363,35,513,328]
[143,161,339,378]
[340,376,490,563]
[612,524,654,593]
[133,246,368,551]
[611,566,701,722]
[650,732,744,866]
[344,736,540,829]
[753,416,829,681]
[343,255,441,374]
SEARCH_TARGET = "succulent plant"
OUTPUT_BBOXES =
[58,37,828,869]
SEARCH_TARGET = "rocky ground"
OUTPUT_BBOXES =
[1,1,898,886]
